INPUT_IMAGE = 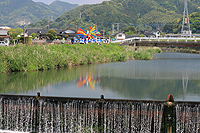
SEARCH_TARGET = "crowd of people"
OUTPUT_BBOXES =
[71,37,109,44]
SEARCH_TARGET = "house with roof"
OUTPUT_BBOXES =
[0,29,10,44]
[114,32,140,40]
[25,28,41,37]
[115,32,126,40]
[0,26,11,30]
[25,28,77,40]
[60,29,77,38]
[144,30,160,38]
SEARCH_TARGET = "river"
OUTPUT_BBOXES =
[1,52,200,101]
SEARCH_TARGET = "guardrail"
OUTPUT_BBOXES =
[112,37,200,43]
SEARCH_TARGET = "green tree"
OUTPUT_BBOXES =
[160,32,165,37]
[140,34,145,37]
[8,28,23,39]
[124,26,137,35]
[31,32,37,40]
[46,29,57,40]
[8,28,23,44]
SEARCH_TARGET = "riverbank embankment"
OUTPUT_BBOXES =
[128,41,200,50]
[125,40,200,53]
[0,43,162,73]
[161,47,200,54]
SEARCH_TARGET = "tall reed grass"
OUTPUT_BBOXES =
[0,43,162,73]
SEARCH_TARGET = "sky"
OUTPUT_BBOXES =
[32,0,110,5]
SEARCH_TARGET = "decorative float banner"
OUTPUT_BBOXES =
[76,25,101,39]
[75,25,109,44]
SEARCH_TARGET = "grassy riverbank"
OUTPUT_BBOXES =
[0,43,162,73]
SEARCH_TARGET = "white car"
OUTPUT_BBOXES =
[0,41,9,46]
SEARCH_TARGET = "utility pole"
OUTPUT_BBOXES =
[103,27,104,39]
[23,21,25,44]
[117,23,119,33]
[51,16,53,22]
[112,24,114,35]
[181,0,191,37]
[80,12,81,19]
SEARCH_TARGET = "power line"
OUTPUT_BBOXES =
[99,21,200,26]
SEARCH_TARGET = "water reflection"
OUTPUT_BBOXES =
[1,52,200,101]
[182,73,188,101]
[76,70,100,90]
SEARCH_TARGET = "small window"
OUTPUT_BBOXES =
[118,34,122,37]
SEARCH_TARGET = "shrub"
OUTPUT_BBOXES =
[46,29,57,40]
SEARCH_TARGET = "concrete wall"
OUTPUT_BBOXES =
[31,39,71,45]
[128,41,200,50]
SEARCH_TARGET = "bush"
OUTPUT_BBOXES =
[31,32,37,39]
[46,29,57,40]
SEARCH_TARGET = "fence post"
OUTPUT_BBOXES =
[133,41,136,51]
[35,92,41,132]
[98,95,104,132]
[162,94,175,133]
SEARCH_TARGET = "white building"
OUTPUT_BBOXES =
[0,30,10,44]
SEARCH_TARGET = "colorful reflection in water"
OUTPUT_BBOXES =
[76,72,100,90]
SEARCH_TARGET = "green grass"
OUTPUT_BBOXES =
[0,43,162,73]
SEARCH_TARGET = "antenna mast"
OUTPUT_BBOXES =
[49,0,50,5]
[181,0,191,36]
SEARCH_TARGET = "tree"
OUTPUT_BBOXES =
[140,34,145,37]
[8,28,23,44]
[160,32,165,37]
[31,32,37,40]
[8,28,23,39]
[46,29,57,40]
[124,26,137,35]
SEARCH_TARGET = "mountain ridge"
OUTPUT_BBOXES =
[43,0,199,32]
[0,0,78,27]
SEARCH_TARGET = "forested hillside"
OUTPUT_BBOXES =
[0,0,78,27]
[28,0,200,33]
[163,12,200,33]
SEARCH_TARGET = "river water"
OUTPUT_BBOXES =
[1,52,200,101]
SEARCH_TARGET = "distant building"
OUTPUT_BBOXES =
[60,28,77,38]
[0,26,11,30]
[144,30,160,38]
[114,32,126,40]
[25,28,77,40]
[17,21,31,26]
[0,29,10,44]
[114,32,140,40]
[25,28,41,37]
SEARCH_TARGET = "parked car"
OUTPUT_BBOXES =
[0,41,9,46]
